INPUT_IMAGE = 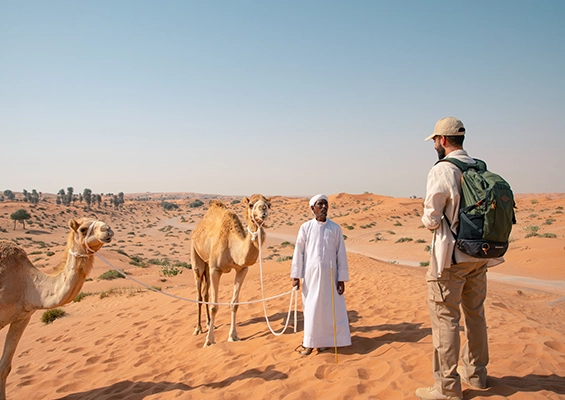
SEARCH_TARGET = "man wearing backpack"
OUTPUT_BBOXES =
[416,117,500,400]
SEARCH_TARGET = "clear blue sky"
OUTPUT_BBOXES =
[1,1,564,197]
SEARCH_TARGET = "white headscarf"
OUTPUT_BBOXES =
[309,194,328,207]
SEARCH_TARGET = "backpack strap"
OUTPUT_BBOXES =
[442,212,458,265]
[436,157,487,172]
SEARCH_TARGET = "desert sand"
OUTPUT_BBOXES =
[1,192,564,399]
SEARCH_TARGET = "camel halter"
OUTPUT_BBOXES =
[69,221,97,261]
[247,201,265,241]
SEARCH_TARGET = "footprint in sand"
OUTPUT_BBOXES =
[544,341,565,354]
[357,368,370,380]
[314,364,330,380]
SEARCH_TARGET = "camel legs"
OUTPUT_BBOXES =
[191,249,210,336]
[204,268,223,347]
[228,267,248,342]
[0,316,31,400]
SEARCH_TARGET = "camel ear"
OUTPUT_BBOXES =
[243,197,249,205]
[69,219,80,231]
[266,197,272,208]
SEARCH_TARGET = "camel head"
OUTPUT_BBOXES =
[243,194,271,226]
[69,217,114,254]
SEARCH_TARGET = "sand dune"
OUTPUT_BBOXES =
[1,192,564,399]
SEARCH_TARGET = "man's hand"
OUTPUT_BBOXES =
[292,278,300,290]
[337,281,345,295]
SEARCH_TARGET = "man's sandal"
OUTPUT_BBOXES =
[295,345,313,356]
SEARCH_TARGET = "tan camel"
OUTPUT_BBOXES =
[0,217,114,400]
[191,194,271,347]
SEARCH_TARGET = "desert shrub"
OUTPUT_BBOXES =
[524,225,540,238]
[129,255,146,267]
[160,264,184,276]
[189,199,204,208]
[395,237,413,243]
[114,248,128,256]
[541,233,557,238]
[231,199,241,204]
[424,245,431,252]
[175,261,192,269]
[393,221,403,227]
[420,261,430,267]
[46,251,55,257]
[530,199,538,204]
[544,218,556,225]
[276,256,293,262]
[415,239,427,243]
[161,201,179,211]
[149,258,169,266]
[73,292,92,302]
[98,269,125,280]
[281,241,293,248]
[41,308,66,324]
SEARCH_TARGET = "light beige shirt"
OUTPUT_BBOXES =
[422,149,502,278]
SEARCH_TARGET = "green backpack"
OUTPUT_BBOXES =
[440,158,516,259]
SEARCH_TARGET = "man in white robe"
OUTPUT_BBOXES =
[291,194,351,355]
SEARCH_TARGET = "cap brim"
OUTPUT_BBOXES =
[424,133,436,141]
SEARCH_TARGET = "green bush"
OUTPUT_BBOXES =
[189,199,204,208]
[162,201,179,211]
[149,258,169,266]
[98,269,125,280]
[73,292,92,302]
[395,237,413,243]
[541,233,557,238]
[129,255,146,267]
[524,225,540,238]
[420,261,430,267]
[276,256,293,262]
[41,308,66,324]
[175,261,192,269]
[160,264,185,277]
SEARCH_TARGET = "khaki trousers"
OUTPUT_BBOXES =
[426,261,489,397]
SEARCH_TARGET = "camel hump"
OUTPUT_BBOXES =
[0,240,27,263]
[209,200,227,209]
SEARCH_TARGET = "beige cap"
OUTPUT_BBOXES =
[424,117,466,141]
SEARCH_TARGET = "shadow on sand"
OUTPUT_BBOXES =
[56,365,288,400]
[465,374,565,398]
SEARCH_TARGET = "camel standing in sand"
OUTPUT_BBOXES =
[191,194,271,347]
[0,217,114,400]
